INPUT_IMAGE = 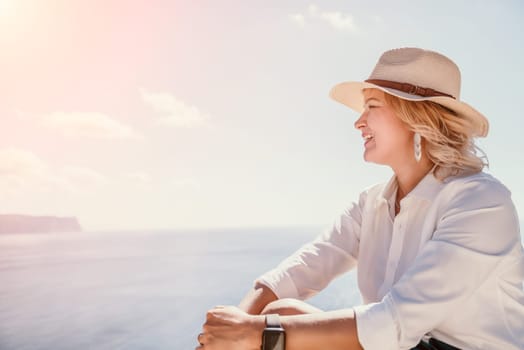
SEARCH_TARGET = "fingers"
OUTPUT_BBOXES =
[199,305,237,348]
[206,309,216,322]
[196,332,210,349]
[205,306,227,322]
[196,331,220,348]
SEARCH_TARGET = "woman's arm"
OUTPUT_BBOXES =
[238,283,278,314]
[198,306,363,350]
[280,309,363,350]
[254,197,365,301]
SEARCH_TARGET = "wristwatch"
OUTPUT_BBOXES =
[261,314,286,350]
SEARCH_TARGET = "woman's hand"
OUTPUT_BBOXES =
[196,305,265,350]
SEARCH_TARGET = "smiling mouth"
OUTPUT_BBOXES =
[363,134,374,145]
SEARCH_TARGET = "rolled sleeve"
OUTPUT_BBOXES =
[354,296,399,350]
[354,242,513,349]
[255,192,366,300]
[255,268,300,299]
[255,237,358,299]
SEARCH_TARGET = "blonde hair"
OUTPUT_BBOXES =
[383,93,488,180]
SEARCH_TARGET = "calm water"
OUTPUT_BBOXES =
[0,228,359,350]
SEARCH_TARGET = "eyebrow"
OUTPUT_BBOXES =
[364,97,381,104]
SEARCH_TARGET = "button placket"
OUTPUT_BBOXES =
[385,213,407,283]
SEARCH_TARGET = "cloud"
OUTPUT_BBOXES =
[42,111,142,140]
[290,4,357,32]
[0,148,201,196]
[0,148,47,178]
[0,148,107,197]
[58,166,108,192]
[140,89,211,128]
[289,13,306,28]
[121,171,154,191]
[308,4,320,16]
[319,11,355,31]
[124,171,151,184]
[0,148,48,194]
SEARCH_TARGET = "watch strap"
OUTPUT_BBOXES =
[265,314,282,329]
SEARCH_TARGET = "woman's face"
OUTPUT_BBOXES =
[354,89,413,168]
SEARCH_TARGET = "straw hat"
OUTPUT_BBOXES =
[329,47,489,137]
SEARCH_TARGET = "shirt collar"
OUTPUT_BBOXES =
[379,166,443,204]
[380,175,398,203]
[408,170,443,201]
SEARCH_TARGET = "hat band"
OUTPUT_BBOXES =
[365,79,456,99]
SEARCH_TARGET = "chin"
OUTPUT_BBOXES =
[363,154,389,167]
[364,151,380,163]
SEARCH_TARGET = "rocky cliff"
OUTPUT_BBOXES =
[0,215,82,234]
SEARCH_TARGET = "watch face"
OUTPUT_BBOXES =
[262,329,285,350]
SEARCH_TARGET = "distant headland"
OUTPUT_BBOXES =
[0,214,82,234]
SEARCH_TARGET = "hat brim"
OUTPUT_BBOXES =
[329,81,489,137]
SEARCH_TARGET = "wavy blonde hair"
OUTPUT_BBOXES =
[383,93,488,180]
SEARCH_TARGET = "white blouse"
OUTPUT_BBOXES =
[256,171,524,350]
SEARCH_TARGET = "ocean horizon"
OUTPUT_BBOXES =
[1,224,522,349]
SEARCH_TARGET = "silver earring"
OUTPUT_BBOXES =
[414,132,422,162]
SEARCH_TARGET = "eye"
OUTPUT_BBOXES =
[364,101,381,110]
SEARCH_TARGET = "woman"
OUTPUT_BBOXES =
[196,48,524,350]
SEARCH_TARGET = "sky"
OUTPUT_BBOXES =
[0,0,523,231]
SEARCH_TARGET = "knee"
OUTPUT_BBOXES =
[261,298,321,316]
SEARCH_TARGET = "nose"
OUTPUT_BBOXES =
[354,111,367,130]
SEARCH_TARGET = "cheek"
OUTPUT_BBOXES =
[367,110,412,149]
[377,127,411,150]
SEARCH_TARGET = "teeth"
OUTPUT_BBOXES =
[363,135,373,140]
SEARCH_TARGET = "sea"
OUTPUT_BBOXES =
[0,227,361,350]
[2,225,523,350]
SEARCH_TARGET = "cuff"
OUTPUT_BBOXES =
[254,268,300,299]
[353,296,399,350]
